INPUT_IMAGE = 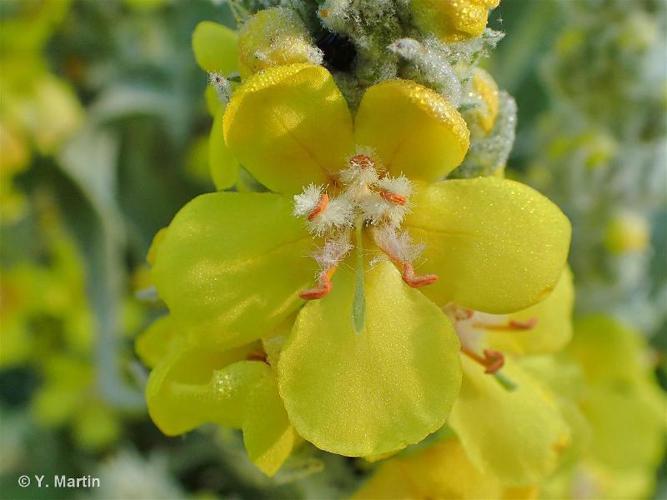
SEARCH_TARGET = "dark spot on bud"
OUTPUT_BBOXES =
[316,31,356,72]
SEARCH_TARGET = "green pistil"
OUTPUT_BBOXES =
[352,215,366,334]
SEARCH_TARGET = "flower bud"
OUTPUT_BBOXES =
[238,7,323,78]
[470,68,499,135]
[604,213,650,254]
[411,0,500,42]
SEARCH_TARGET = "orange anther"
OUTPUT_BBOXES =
[462,347,505,374]
[307,193,329,221]
[349,154,375,169]
[402,262,438,288]
[509,317,539,330]
[482,349,505,374]
[247,351,269,364]
[299,280,332,300]
[379,190,407,205]
[299,267,336,300]
[455,307,474,321]
[473,317,538,332]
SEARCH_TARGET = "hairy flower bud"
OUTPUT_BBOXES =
[238,7,323,77]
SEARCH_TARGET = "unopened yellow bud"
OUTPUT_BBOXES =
[581,132,616,169]
[238,8,322,78]
[411,0,500,43]
[604,213,650,254]
[0,121,29,175]
[471,68,499,134]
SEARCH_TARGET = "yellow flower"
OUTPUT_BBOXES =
[1,208,126,451]
[443,268,575,485]
[354,437,538,499]
[136,315,296,476]
[32,354,121,451]
[411,0,501,43]
[150,62,570,459]
[535,315,667,499]
[0,0,82,221]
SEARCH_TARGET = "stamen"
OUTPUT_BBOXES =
[472,317,538,332]
[308,193,330,221]
[462,346,505,374]
[300,267,336,300]
[379,190,407,205]
[246,350,269,364]
[455,307,474,321]
[300,235,352,301]
[372,226,438,288]
[402,262,438,288]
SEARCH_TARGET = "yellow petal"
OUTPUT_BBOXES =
[146,227,168,266]
[355,80,469,182]
[151,192,316,348]
[450,356,571,485]
[582,382,667,472]
[135,315,178,369]
[192,21,238,74]
[146,344,264,435]
[568,315,647,383]
[354,438,504,500]
[405,177,571,313]
[486,267,574,355]
[278,261,461,457]
[209,109,239,189]
[224,63,354,194]
[243,374,296,476]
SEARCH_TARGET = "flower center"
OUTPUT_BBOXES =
[293,152,438,309]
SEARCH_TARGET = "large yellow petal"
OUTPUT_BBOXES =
[224,63,354,194]
[405,177,571,314]
[278,261,461,457]
[450,357,571,485]
[192,21,238,74]
[355,80,469,182]
[152,192,316,348]
[486,267,574,355]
